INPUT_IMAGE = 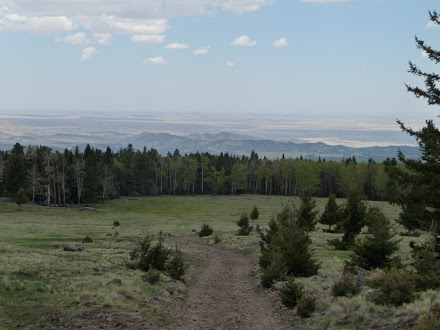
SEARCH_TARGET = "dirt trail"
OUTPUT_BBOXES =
[167,237,291,330]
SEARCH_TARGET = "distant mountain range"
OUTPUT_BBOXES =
[0,120,419,161]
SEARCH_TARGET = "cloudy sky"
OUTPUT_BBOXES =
[0,0,438,122]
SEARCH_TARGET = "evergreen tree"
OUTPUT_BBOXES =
[16,187,28,211]
[297,193,318,231]
[350,207,400,270]
[237,212,252,236]
[385,11,440,231]
[250,205,259,227]
[259,202,319,287]
[319,194,340,231]
[5,143,27,198]
[329,189,367,250]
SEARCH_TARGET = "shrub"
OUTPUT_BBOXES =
[82,235,93,243]
[113,220,120,228]
[166,247,186,281]
[331,272,360,297]
[261,252,287,288]
[199,223,214,237]
[129,232,170,272]
[255,224,262,235]
[418,301,440,330]
[131,191,141,198]
[369,267,415,306]
[297,294,317,318]
[141,268,161,284]
[213,233,223,244]
[399,231,422,237]
[278,276,304,309]
[411,229,440,290]
[349,207,400,270]
[237,212,253,236]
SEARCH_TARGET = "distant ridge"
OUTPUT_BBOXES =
[0,129,418,162]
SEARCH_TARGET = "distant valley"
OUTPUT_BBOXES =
[0,113,420,161]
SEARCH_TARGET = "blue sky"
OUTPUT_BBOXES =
[0,0,439,124]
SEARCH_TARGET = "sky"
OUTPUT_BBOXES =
[0,0,439,125]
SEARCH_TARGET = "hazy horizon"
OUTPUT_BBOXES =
[0,111,423,148]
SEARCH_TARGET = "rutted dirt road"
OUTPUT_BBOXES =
[167,237,291,330]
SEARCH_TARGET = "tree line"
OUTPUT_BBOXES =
[0,142,399,205]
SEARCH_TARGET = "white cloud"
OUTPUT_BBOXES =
[273,37,288,48]
[165,42,189,49]
[131,34,165,43]
[193,46,211,55]
[93,33,112,45]
[76,16,168,35]
[220,0,270,14]
[225,60,235,67]
[299,0,351,2]
[56,32,91,45]
[0,0,274,37]
[231,35,256,47]
[145,56,166,65]
[0,13,73,34]
[422,50,430,58]
[80,46,97,61]
[426,21,439,28]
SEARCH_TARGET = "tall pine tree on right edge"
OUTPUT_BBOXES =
[385,11,440,232]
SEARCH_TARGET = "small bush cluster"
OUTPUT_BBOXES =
[278,277,316,318]
[141,268,161,284]
[82,235,93,243]
[128,232,186,281]
[278,277,304,309]
[166,247,186,281]
[411,230,440,290]
[418,301,440,330]
[331,271,360,297]
[213,233,223,244]
[199,223,214,237]
[368,267,415,306]
[296,294,317,318]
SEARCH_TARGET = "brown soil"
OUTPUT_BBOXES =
[167,237,291,330]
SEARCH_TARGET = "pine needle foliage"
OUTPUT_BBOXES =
[319,194,340,231]
[259,201,319,287]
[350,207,400,270]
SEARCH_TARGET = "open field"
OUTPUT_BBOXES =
[0,195,433,329]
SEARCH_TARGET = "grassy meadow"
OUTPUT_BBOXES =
[0,195,433,329]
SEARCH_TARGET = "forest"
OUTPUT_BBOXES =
[0,143,399,205]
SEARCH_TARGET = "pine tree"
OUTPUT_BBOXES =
[319,194,340,231]
[237,212,252,236]
[259,201,319,287]
[250,205,259,228]
[329,189,367,250]
[297,193,318,232]
[385,11,440,231]
[16,187,28,211]
[350,207,400,270]
[5,143,27,198]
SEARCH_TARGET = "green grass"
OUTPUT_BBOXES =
[0,195,425,329]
